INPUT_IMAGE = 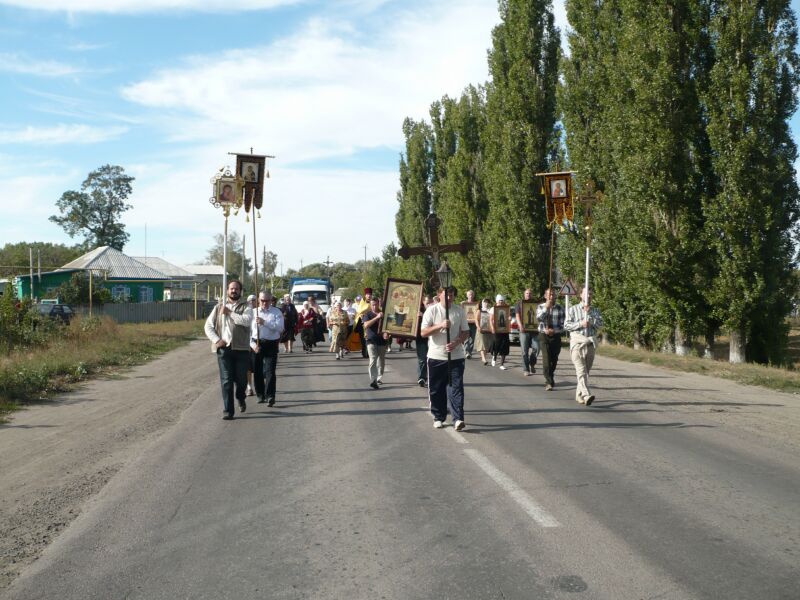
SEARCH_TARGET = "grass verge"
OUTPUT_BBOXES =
[597,344,800,394]
[0,316,203,422]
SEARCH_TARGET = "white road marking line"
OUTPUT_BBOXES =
[464,448,560,528]
[446,427,469,444]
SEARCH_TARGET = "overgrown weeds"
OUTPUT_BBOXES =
[0,315,203,421]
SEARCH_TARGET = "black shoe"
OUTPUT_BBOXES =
[267,397,275,407]
[238,400,246,413]
[370,381,379,389]
[418,378,426,387]
[257,397,267,404]
[222,412,233,420]
[585,395,595,406]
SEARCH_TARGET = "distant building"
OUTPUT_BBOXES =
[132,256,197,300]
[183,264,225,297]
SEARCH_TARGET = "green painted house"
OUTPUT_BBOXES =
[15,246,170,302]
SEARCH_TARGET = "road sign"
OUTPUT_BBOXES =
[559,279,578,297]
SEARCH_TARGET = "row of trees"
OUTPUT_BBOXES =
[393,0,799,364]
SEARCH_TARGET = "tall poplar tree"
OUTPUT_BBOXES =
[703,0,800,363]
[480,0,561,298]
[395,118,436,282]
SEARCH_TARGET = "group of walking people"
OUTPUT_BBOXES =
[204,279,603,426]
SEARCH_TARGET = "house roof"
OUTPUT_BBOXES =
[60,247,169,280]
[131,257,195,279]
[14,268,82,281]
[183,264,225,276]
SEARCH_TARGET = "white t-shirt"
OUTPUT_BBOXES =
[422,302,469,361]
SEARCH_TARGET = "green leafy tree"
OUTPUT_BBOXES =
[50,165,134,250]
[480,0,561,299]
[204,231,253,282]
[0,242,83,278]
[703,0,800,364]
[54,272,113,305]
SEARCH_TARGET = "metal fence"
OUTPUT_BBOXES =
[74,301,216,324]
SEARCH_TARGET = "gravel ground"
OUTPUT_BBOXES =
[0,339,215,591]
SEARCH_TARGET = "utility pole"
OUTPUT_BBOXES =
[241,233,246,291]
[323,255,334,278]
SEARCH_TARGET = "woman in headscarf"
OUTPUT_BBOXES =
[327,301,350,359]
[298,301,317,353]
[475,298,493,365]
[280,294,298,353]
[490,294,510,370]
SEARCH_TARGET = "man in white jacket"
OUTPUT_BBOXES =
[564,287,603,406]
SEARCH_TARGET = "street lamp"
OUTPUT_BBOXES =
[436,260,454,383]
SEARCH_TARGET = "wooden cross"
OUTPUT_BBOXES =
[397,212,472,268]
[576,180,603,231]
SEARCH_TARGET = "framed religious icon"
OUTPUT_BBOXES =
[461,301,479,324]
[215,176,240,207]
[520,300,538,332]
[478,309,492,334]
[551,178,568,199]
[241,161,260,183]
[380,278,424,339]
[493,302,510,334]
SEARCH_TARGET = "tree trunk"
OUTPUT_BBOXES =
[704,327,715,359]
[633,326,643,350]
[675,323,690,356]
[729,328,746,364]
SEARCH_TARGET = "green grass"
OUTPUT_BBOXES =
[0,316,203,422]
[597,343,800,394]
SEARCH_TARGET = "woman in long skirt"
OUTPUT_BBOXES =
[327,301,350,359]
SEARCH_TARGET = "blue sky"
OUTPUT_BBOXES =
[1,0,799,273]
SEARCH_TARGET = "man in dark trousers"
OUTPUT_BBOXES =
[252,291,285,406]
[536,287,565,391]
[421,286,470,430]
[204,280,253,420]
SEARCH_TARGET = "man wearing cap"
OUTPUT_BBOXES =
[421,286,470,430]
[564,287,604,405]
[354,288,373,358]
[204,280,253,420]
[251,291,284,406]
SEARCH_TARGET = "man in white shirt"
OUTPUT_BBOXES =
[204,280,253,420]
[421,286,471,430]
[564,287,604,406]
[251,291,285,406]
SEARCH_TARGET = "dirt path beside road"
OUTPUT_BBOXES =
[0,339,216,590]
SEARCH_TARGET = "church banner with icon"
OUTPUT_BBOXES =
[380,278,424,339]
[539,171,575,228]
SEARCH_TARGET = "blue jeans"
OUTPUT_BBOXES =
[463,323,477,355]
[216,347,250,415]
[427,358,465,422]
[519,331,539,373]
[255,339,279,400]
[416,338,428,382]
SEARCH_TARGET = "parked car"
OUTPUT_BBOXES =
[509,307,520,344]
[36,303,74,325]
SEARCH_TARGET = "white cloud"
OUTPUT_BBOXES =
[0,124,129,145]
[122,2,496,164]
[0,0,301,13]
[0,52,82,77]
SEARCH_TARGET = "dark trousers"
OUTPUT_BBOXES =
[216,347,249,415]
[356,321,368,357]
[538,332,562,385]
[416,339,428,382]
[255,339,279,401]
[463,323,477,355]
[427,358,465,422]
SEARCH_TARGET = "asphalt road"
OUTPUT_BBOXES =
[4,343,799,600]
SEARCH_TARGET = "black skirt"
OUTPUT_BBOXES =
[491,333,510,356]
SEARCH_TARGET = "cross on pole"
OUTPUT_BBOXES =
[397,213,472,278]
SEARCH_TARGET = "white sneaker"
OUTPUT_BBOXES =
[454,420,465,431]
[499,365,507,371]
[433,420,444,429]
[491,359,496,367]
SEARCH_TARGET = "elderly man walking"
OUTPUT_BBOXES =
[204,280,254,420]
[564,288,603,406]
[252,291,284,406]
[515,288,539,376]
